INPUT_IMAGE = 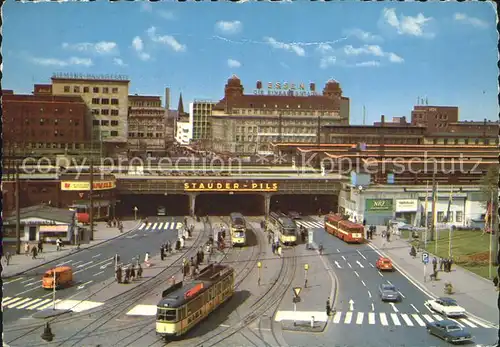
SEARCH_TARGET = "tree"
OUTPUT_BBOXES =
[479,164,499,266]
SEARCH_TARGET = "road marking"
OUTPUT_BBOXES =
[7,298,33,309]
[353,271,359,277]
[138,223,146,230]
[371,303,374,311]
[379,313,388,326]
[37,299,62,310]
[412,314,426,326]
[77,261,94,268]
[390,303,398,312]
[73,261,83,266]
[21,278,35,284]
[126,234,138,239]
[398,291,406,299]
[422,314,434,323]
[24,280,42,287]
[451,319,465,328]
[100,262,112,269]
[176,222,183,229]
[459,318,478,328]
[56,260,74,267]
[25,299,52,310]
[390,313,401,326]
[410,304,419,313]
[332,311,342,324]
[341,256,346,261]
[356,260,364,268]
[361,280,366,287]
[401,313,413,326]
[433,314,443,321]
[336,249,340,253]
[3,277,23,285]
[17,298,41,309]
[42,292,55,298]
[152,223,158,230]
[387,280,393,285]
[368,312,376,324]
[355,312,364,325]
[467,317,490,328]
[334,261,342,269]
[158,223,164,230]
[3,297,24,307]
[16,286,39,296]
[344,312,353,324]
[357,250,367,260]
[367,291,372,298]
[369,263,374,268]
[92,254,101,259]
[77,280,93,289]
[425,304,434,313]
[378,271,383,277]
[93,271,105,276]
[347,262,352,268]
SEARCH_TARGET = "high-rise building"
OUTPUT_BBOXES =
[210,76,350,154]
[174,93,191,145]
[127,95,166,157]
[51,73,130,156]
[190,100,216,147]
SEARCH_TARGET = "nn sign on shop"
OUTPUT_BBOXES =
[366,199,393,212]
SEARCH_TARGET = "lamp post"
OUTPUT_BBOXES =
[304,263,309,288]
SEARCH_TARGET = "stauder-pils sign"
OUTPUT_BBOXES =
[366,199,393,212]
[184,182,279,192]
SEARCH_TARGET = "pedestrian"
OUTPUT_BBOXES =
[439,258,444,271]
[268,233,272,244]
[326,297,331,316]
[386,231,391,242]
[432,257,437,273]
[448,258,453,272]
[116,266,122,283]
[137,263,143,279]
[5,252,11,266]
[272,242,276,254]
[38,239,43,253]
[56,238,63,251]
[31,246,38,260]
[130,265,136,280]
[124,267,131,283]
[160,246,165,261]
[24,242,30,256]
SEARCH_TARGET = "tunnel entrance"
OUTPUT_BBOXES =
[116,194,189,217]
[195,194,264,216]
[270,194,338,216]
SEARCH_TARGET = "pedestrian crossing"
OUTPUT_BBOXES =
[138,221,184,232]
[329,311,493,329]
[295,220,323,229]
[2,296,104,313]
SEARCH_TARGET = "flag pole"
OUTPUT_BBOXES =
[448,185,453,258]
[489,190,493,279]
[424,181,429,248]
[434,182,439,255]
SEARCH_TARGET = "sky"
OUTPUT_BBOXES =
[3,1,499,125]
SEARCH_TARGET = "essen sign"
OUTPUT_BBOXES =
[253,81,318,97]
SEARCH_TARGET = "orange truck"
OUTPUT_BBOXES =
[42,266,73,289]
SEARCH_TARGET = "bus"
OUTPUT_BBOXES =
[156,264,234,340]
[268,212,297,245]
[324,214,364,243]
[229,212,246,246]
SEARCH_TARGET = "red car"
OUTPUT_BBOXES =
[376,257,394,271]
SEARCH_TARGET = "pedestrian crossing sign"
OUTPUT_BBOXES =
[293,287,302,297]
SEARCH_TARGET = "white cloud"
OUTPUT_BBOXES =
[227,59,241,68]
[62,41,118,55]
[215,20,242,35]
[382,8,434,38]
[454,13,489,28]
[316,43,334,54]
[343,28,383,42]
[31,56,93,67]
[320,56,336,69]
[343,44,403,64]
[132,36,144,52]
[264,37,305,57]
[147,27,186,52]
[113,58,127,67]
[138,52,151,61]
[356,61,380,67]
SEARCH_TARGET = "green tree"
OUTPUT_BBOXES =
[479,164,499,266]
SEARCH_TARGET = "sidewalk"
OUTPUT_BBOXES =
[2,220,141,278]
[368,228,498,325]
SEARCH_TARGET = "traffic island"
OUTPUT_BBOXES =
[281,320,327,333]
[32,308,72,319]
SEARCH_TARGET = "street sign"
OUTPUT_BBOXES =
[422,252,429,264]
[293,287,302,297]
[133,206,138,211]
[293,296,301,303]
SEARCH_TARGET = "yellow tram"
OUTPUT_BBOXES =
[229,212,247,246]
[156,264,235,340]
[268,212,297,245]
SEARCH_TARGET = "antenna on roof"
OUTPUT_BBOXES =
[425,97,428,105]
[417,96,420,105]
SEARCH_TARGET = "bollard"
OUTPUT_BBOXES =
[311,316,315,328]
[257,261,262,286]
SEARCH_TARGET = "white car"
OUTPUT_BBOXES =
[426,297,466,317]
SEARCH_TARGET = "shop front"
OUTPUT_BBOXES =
[364,198,394,226]
[395,199,419,224]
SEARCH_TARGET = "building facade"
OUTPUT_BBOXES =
[411,105,459,133]
[190,100,216,146]
[2,88,91,157]
[51,74,130,156]
[210,76,350,154]
[127,95,166,157]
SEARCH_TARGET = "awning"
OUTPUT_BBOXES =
[39,225,69,233]
[70,200,111,208]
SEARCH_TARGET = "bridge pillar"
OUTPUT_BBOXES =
[188,193,198,217]
[263,193,272,217]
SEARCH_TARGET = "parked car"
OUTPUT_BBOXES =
[157,206,166,216]
[425,297,466,317]
[376,256,394,271]
[288,211,301,220]
[378,284,401,302]
[426,319,473,344]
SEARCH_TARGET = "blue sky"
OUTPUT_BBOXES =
[4,1,498,124]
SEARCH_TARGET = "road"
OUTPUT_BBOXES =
[2,216,183,324]
[285,217,498,347]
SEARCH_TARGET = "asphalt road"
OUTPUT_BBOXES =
[283,217,498,347]
[2,216,183,324]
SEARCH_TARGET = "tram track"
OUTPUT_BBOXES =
[4,218,211,347]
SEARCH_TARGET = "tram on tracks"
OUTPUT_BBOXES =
[229,212,247,246]
[268,211,297,245]
[324,214,365,243]
[156,264,235,340]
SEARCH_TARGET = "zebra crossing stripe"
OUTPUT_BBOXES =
[3,297,23,307]
[17,298,42,309]
[25,299,52,310]
[467,317,490,328]
[356,312,364,325]
[138,223,145,230]
[460,318,477,328]
[7,298,33,309]
[344,312,353,324]
[158,223,164,230]
[412,314,426,327]
[379,313,388,326]
[368,312,376,324]
[391,313,401,326]
[422,314,434,323]
[433,314,443,321]
[152,223,158,230]
[332,311,342,324]
[400,313,413,327]
[163,222,170,230]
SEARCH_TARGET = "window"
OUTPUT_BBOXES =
[103,87,109,93]
[112,87,119,93]
[101,120,109,126]
[147,132,153,137]
[73,86,80,93]
[110,131,118,136]
[437,211,444,223]
[54,119,59,125]
[92,98,100,105]
[456,211,463,223]
[93,120,100,126]
[110,109,119,116]
[40,119,45,125]
[92,109,99,115]
[156,308,177,322]
[138,132,144,138]
[111,120,119,126]
[101,98,110,105]
[474,139,479,145]
[93,87,99,93]
[484,139,490,145]
[128,132,135,137]
[62,86,71,92]
[464,139,469,145]
[83,87,89,93]
[101,109,109,115]
[111,98,119,105]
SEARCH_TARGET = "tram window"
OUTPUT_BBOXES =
[157,308,177,321]
[187,296,203,315]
